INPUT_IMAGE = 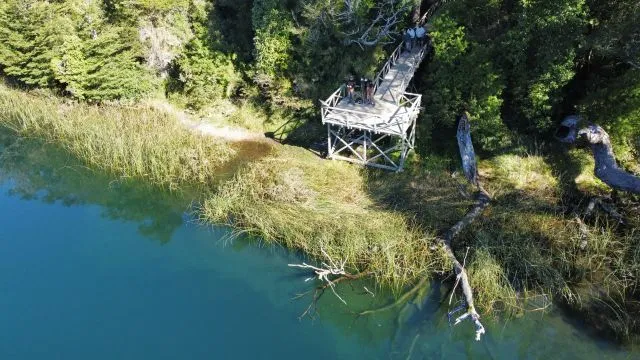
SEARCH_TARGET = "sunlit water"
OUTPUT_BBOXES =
[0,137,636,359]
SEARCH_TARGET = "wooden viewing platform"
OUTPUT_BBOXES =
[320,41,429,171]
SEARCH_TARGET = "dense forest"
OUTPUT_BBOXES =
[1,0,640,343]
[0,0,637,157]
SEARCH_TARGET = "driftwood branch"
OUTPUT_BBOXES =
[288,247,373,319]
[437,112,490,341]
[557,116,640,194]
[289,247,349,305]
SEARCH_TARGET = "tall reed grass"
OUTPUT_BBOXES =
[0,86,234,191]
[201,145,453,290]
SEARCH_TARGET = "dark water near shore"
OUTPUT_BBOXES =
[0,138,637,359]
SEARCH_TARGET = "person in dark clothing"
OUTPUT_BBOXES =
[346,75,356,104]
[361,78,368,104]
[366,81,375,106]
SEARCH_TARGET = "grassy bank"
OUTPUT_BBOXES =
[0,86,236,191]
[2,85,639,341]
[200,146,454,287]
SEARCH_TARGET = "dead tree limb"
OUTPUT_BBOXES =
[289,247,373,318]
[557,116,640,194]
[457,111,479,186]
[341,0,409,49]
[437,112,491,341]
[289,247,349,305]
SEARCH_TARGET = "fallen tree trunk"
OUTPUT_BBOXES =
[557,117,640,194]
[437,112,491,341]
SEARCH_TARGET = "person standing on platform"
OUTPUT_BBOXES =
[366,81,375,106]
[403,28,412,52]
[361,77,368,104]
[346,75,356,104]
[415,24,426,48]
[407,27,416,51]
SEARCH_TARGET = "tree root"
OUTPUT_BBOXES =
[586,196,625,224]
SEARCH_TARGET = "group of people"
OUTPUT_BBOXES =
[404,24,428,52]
[345,76,375,106]
[343,23,429,105]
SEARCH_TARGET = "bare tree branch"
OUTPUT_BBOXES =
[343,0,408,48]
[289,247,349,304]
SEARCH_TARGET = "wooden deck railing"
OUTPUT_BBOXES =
[373,41,405,96]
[390,43,429,105]
[321,91,422,136]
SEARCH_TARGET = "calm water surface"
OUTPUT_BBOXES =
[0,138,637,359]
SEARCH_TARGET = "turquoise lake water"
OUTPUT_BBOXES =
[0,138,637,359]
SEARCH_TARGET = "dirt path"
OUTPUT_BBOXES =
[148,100,267,142]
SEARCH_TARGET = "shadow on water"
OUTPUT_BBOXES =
[0,131,191,244]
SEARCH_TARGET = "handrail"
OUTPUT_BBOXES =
[323,86,343,106]
[373,40,405,96]
[324,106,385,120]
[324,92,421,124]
[391,43,429,105]
[418,0,444,25]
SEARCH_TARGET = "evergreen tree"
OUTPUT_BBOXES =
[0,0,72,87]
[170,0,240,108]
[0,0,154,100]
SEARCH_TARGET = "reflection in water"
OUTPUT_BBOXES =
[0,131,638,359]
[0,132,189,244]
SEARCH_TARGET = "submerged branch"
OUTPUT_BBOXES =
[288,247,349,305]
[288,246,372,318]
[358,278,427,316]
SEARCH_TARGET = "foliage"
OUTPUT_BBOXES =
[420,0,591,154]
[0,0,154,101]
[423,14,511,152]
[168,0,241,109]
[252,0,294,78]
[579,70,640,162]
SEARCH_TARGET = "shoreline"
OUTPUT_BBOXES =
[1,85,639,343]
